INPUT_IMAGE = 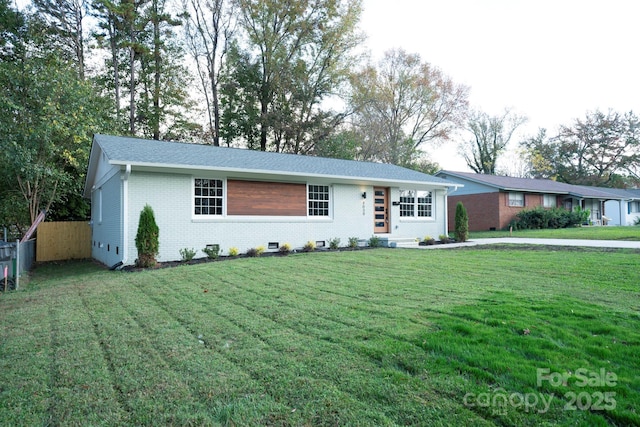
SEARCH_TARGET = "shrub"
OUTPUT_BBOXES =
[303,241,316,252]
[179,248,196,262]
[634,217,640,226]
[279,243,292,255]
[513,206,589,230]
[368,235,381,247]
[423,236,436,245]
[439,234,451,244]
[245,246,265,257]
[454,202,469,242]
[202,245,221,259]
[328,237,341,250]
[347,237,358,248]
[135,204,159,268]
[228,247,239,257]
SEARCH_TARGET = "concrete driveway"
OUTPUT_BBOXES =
[419,238,640,250]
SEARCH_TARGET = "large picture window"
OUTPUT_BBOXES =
[308,185,329,216]
[194,178,223,215]
[400,190,433,218]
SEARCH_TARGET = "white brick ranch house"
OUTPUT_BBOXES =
[84,134,460,267]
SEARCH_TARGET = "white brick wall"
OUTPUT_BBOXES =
[121,171,448,264]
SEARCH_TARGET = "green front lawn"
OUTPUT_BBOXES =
[470,225,640,241]
[1,248,638,426]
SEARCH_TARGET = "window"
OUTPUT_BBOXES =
[308,185,329,216]
[630,201,640,213]
[543,194,557,208]
[194,178,223,215]
[417,191,433,217]
[400,190,433,218]
[508,192,524,207]
[399,190,415,217]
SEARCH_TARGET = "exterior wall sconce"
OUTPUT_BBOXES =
[361,192,367,199]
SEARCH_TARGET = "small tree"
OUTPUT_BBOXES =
[454,202,469,242]
[135,204,159,267]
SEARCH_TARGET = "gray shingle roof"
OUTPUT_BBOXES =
[92,134,455,186]
[438,171,572,193]
[438,170,629,200]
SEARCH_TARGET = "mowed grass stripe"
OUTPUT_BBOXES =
[188,256,602,424]
[114,274,282,425]
[1,247,638,426]
[129,268,413,425]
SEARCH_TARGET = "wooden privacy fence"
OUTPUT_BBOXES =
[36,222,92,262]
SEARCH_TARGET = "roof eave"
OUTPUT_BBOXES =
[110,160,454,188]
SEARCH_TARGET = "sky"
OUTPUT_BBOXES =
[358,0,640,171]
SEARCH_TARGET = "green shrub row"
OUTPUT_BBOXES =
[511,206,590,230]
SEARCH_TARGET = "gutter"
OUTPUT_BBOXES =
[121,164,131,266]
[443,185,460,234]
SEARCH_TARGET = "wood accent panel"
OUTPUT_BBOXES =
[227,180,307,216]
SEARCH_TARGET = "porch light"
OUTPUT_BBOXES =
[361,192,367,199]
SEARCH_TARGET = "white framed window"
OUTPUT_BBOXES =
[629,201,640,213]
[508,192,524,207]
[417,191,433,217]
[308,184,330,216]
[543,194,557,208]
[194,178,224,215]
[400,190,433,218]
[399,190,415,217]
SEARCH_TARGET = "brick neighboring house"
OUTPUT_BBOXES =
[435,171,624,231]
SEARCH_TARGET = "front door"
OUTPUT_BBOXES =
[373,187,389,233]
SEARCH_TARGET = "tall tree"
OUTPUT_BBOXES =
[137,0,194,140]
[93,0,151,133]
[223,0,362,152]
[93,0,195,139]
[349,48,469,166]
[521,110,640,187]
[459,109,526,174]
[182,0,235,145]
[32,0,88,79]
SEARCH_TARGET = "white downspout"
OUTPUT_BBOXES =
[121,164,131,266]
[443,185,459,235]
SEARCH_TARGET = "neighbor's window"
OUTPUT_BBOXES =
[508,192,524,207]
[630,201,640,213]
[194,178,223,215]
[400,190,433,218]
[308,184,329,216]
[543,194,557,208]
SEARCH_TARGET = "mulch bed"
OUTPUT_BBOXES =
[121,246,375,272]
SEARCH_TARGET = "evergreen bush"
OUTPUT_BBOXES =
[454,202,469,242]
[135,204,159,267]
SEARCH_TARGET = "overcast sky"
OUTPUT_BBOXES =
[359,0,640,171]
